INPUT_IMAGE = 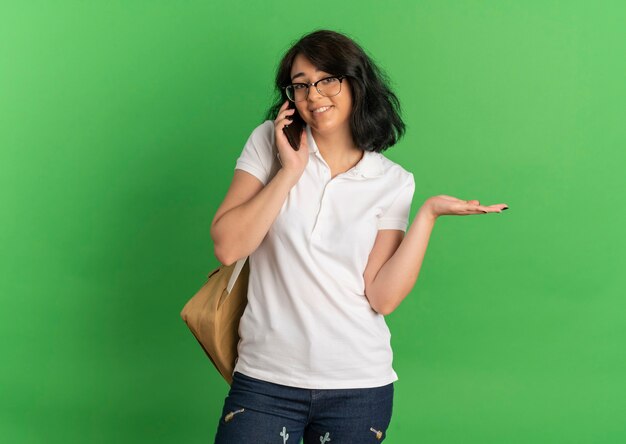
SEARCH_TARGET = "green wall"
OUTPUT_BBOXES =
[2,1,625,443]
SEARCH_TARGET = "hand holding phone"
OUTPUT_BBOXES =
[274,100,309,178]
[282,101,305,151]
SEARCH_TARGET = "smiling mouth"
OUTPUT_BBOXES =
[311,105,333,114]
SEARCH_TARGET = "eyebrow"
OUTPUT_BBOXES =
[290,69,323,82]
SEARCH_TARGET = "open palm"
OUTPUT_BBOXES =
[424,195,508,218]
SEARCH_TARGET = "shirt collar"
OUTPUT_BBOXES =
[305,124,384,179]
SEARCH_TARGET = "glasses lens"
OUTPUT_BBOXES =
[285,85,295,101]
[317,77,341,97]
[285,84,308,102]
[293,84,308,102]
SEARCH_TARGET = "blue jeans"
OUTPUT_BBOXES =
[214,371,394,443]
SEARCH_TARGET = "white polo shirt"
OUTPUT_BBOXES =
[232,120,415,389]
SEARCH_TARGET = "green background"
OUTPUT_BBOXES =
[2,1,625,443]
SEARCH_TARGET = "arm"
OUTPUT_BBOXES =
[210,168,299,266]
[211,102,310,266]
[364,207,435,315]
[364,196,508,315]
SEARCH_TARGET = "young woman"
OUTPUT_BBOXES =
[210,29,508,443]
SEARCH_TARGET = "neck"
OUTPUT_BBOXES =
[311,126,363,169]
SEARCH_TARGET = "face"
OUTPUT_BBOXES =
[289,53,353,136]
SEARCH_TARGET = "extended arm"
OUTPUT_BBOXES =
[364,196,508,315]
[364,207,435,315]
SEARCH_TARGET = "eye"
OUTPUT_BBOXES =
[292,83,307,90]
[320,77,337,84]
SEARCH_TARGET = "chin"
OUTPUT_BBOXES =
[319,118,349,132]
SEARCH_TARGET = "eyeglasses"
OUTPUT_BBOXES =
[283,75,347,102]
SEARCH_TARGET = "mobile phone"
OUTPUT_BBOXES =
[282,102,305,151]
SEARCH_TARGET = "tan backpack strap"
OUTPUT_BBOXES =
[226,257,248,294]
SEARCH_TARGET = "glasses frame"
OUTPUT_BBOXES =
[283,75,347,102]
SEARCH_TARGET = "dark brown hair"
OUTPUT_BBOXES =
[263,29,405,152]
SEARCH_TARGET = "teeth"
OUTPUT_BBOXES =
[313,106,331,113]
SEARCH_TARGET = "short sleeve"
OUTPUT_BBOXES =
[377,173,415,231]
[234,120,275,186]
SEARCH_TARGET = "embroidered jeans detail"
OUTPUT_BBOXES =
[214,372,394,443]
[223,408,245,423]
[370,427,383,440]
[280,426,289,443]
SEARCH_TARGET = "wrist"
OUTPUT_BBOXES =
[277,168,302,187]
[417,202,438,223]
